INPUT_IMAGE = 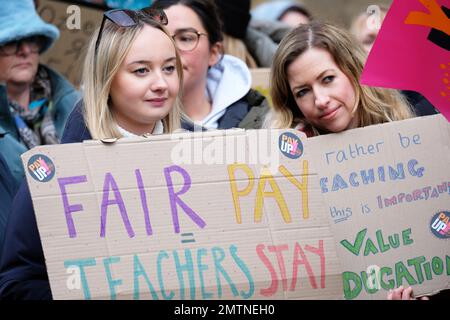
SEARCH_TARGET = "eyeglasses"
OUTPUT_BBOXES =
[172,28,208,52]
[0,36,45,56]
[94,8,168,56]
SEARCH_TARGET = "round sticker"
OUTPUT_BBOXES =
[279,132,303,159]
[430,211,450,239]
[27,154,56,183]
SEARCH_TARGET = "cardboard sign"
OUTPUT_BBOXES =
[309,114,450,299]
[37,0,105,87]
[361,0,450,121]
[250,68,272,106]
[23,129,343,300]
[23,115,450,300]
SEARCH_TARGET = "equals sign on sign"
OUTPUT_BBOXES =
[181,233,196,244]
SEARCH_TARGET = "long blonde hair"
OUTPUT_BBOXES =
[268,22,413,132]
[82,15,184,139]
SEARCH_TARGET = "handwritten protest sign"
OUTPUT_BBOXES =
[23,115,450,300]
[23,129,342,300]
[310,114,450,299]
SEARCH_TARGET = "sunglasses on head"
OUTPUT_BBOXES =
[94,8,168,56]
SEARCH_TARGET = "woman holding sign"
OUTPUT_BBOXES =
[265,22,448,301]
[265,22,414,136]
[0,7,186,299]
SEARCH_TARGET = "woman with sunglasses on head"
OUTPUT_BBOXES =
[0,7,186,300]
[152,0,269,130]
[0,0,81,187]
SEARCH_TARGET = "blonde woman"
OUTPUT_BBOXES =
[0,8,190,300]
[64,8,193,143]
[266,22,414,137]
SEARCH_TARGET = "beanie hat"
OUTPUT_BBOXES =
[0,0,59,53]
[215,0,251,40]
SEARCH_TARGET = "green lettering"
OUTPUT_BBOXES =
[423,262,433,280]
[407,256,426,284]
[446,255,450,276]
[363,238,379,256]
[380,267,395,290]
[402,228,413,245]
[395,261,417,286]
[431,256,444,275]
[340,229,367,256]
[342,271,362,300]
[376,230,390,253]
[361,271,379,294]
[388,234,400,248]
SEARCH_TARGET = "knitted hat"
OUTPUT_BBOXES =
[0,0,59,53]
[215,0,251,40]
[252,1,311,23]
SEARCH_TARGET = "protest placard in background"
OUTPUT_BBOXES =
[250,68,271,105]
[361,0,450,121]
[23,115,450,300]
[37,0,104,87]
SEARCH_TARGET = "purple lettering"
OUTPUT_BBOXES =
[58,176,87,238]
[135,169,152,236]
[164,165,206,233]
[100,173,135,238]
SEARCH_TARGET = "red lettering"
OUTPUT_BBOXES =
[256,244,278,297]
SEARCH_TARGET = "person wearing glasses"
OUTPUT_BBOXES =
[0,7,185,300]
[152,0,269,130]
[0,0,81,187]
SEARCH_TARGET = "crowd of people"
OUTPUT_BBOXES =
[0,0,443,300]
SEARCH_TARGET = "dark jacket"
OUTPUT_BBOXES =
[0,153,19,260]
[217,89,269,130]
[0,104,87,300]
[402,90,438,117]
[0,102,198,299]
[0,65,80,185]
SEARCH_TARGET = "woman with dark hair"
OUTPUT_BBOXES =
[152,0,269,130]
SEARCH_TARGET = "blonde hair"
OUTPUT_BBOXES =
[223,34,258,68]
[82,15,184,139]
[268,22,413,133]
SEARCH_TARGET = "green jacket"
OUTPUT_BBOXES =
[0,65,80,185]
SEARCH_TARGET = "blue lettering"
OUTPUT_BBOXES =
[103,257,122,300]
[173,249,196,299]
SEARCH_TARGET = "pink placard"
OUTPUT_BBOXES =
[361,0,450,121]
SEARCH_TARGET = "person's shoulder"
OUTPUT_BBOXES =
[0,152,18,196]
[61,100,92,143]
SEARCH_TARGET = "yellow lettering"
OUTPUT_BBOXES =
[279,161,309,219]
[228,164,255,224]
[254,167,291,223]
